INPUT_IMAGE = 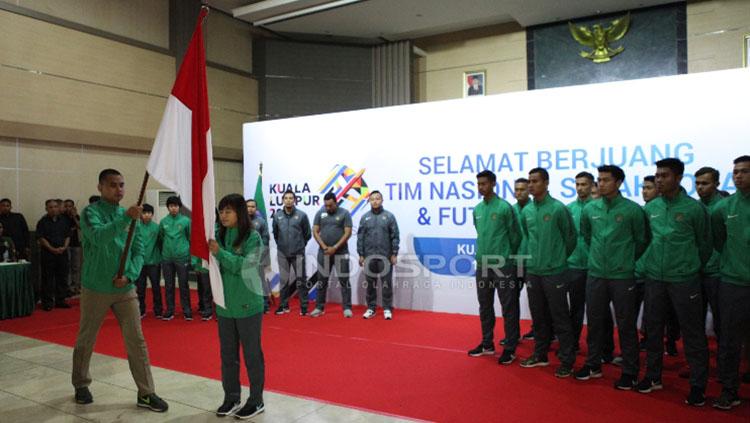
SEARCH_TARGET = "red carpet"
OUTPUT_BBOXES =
[1,290,747,422]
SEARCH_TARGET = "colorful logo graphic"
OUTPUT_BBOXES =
[319,164,370,216]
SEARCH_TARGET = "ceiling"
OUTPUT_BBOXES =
[208,0,682,43]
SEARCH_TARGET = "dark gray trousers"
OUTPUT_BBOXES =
[476,266,520,352]
[278,254,307,309]
[218,314,265,405]
[717,281,750,391]
[644,278,708,388]
[364,256,393,310]
[135,264,162,315]
[526,273,576,366]
[567,269,587,348]
[315,251,352,311]
[162,260,190,316]
[701,274,721,340]
[584,277,639,376]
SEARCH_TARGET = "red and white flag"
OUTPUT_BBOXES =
[147,8,224,307]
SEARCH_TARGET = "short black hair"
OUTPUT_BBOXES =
[64,199,74,204]
[245,198,256,204]
[88,195,101,204]
[142,203,154,213]
[45,199,58,206]
[597,165,625,183]
[734,155,750,165]
[514,178,529,184]
[575,171,594,182]
[282,189,295,199]
[0,198,10,205]
[529,167,549,182]
[695,166,719,182]
[98,168,122,183]
[369,190,382,199]
[323,192,336,202]
[476,170,497,183]
[643,175,655,184]
[166,196,182,207]
[655,158,685,176]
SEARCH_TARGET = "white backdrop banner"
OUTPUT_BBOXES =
[244,68,750,316]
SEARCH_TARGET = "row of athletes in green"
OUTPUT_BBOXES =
[469,156,750,411]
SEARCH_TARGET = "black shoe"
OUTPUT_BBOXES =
[74,387,93,404]
[685,386,705,407]
[137,393,169,412]
[555,365,573,378]
[636,377,663,394]
[712,389,741,410]
[184,315,193,321]
[162,314,174,321]
[201,315,213,321]
[521,330,535,340]
[614,374,637,390]
[234,401,265,420]
[467,344,495,357]
[216,399,242,417]
[55,302,71,309]
[498,350,516,365]
[499,338,507,346]
[574,365,602,381]
[299,309,308,316]
[601,354,615,364]
[274,307,288,315]
[520,356,549,368]
[665,340,678,357]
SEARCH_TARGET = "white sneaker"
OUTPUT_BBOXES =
[310,309,324,318]
[343,309,353,318]
[363,309,376,319]
[384,310,392,320]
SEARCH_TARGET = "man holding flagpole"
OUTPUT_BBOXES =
[71,169,169,412]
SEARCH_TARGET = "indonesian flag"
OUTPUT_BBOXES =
[146,8,224,307]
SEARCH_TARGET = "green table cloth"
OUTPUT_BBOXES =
[0,262,34,319]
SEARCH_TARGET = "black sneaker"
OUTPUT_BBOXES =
[137,393,168,412]
[184,315,193,321]
[520,356,549,368]
[685,386,705,407]
[467,344,495,357]
[521,330,535,340]
[601,354,615,364]
[162,314,174,321]
[712,389,741,410]
[574,365,602,381]
[234,401,265,420]
[299,309,308,316]
[555,365,573,378]
[74,387,93,404]
[274,307,288,315]
[636,377,663,393]
[498,350,516,365]
[614,374,637,390]
[499,338,507,346]
[216,399,242,417]
[202,315,213,321]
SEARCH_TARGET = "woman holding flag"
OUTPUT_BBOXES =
[209,194,266,419]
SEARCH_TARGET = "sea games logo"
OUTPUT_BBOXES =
[267,165,370,218]
[319,164,370,217]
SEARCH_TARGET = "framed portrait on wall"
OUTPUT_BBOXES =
[464,71,485,97]
[745,34,750,67]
